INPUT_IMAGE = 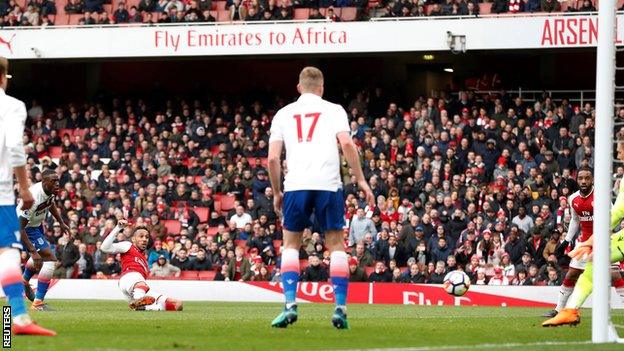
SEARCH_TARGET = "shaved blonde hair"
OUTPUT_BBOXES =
[298,66,324,93]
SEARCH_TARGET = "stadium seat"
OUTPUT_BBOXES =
[300,259,309,270]
[479,3,492,14]
[215,1,226,10]
[272,240,282,249]
[217,10,231,22]
[68,14,83,25]
[194,207,210,223]
[162,220,182,235]
[340,7,357,21]
[180,271,199,280]
[49,146,63,158]
[206,227,219,236]
[74,128,87,138]
[365,266,375,276]
[235,240,247,248]
[220,194,236,213]
[198,271,216,280]
[294,8,309,19]
[214,201,222,215]
[59,128,74,137]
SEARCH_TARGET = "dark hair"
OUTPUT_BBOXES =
[132,224,150,235]
[42,169,57,178]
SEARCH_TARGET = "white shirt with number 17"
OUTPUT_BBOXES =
[269,93,350,192]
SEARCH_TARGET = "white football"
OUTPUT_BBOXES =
[443,270,471,297]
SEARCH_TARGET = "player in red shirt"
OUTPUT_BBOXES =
[101,220,183,311]
[543,167,624,318]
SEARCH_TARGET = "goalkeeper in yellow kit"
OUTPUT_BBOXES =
[542,179,624,327]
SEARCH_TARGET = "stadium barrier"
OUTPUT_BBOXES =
[0,13,619,59]
[6,279,623,308]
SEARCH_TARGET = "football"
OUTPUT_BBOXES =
[443,271,471,297]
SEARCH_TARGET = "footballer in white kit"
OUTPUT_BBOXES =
[268,67,373,329]
[19,169,70,311]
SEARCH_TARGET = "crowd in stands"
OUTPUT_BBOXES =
[0,0,603,27]
[17,78,619,288]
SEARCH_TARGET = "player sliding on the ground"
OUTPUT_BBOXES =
[20,169,70,311]
[542,167,624,318]
[267,66,374,329]
[101,219,183,311]
[542,177,624,327]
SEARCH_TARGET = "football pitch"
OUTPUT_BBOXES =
[11,301,624,351]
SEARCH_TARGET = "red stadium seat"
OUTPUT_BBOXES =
[365,266,375,276]
[272,240,282,249]
[68,14,83,25]
[198,271,216,280]
[341,7,357,21]
[162,220,181,235]
[74,128,88,138]
[214,201,222,215]
[194,207,210,223]
[220,194,236,212]
[49,146,63,158]
[59,128,74,137]
[235,240,247,248]
[294,8,309,19]
[214,1,227,10]
[180,271,199,280]
[300,259,309,270]
[479,3,492,14]
[217,10,231,22]
[206,227,219,236]
[54,13,69,25]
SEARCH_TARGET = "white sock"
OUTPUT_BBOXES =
[616,287,624,303]
[132,289,147,300]
[145,303,164,311]
[555,285,574,312]
[12,314,32,326]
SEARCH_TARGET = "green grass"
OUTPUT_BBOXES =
[10,301,624,351]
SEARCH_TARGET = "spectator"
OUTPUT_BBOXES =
[138,0,156,11]
[430,237,452,264]
[151,255,182,277]
[84,0,103,12]
[541,0,559,12]
[56,236,80,278]
[65,0,84,13]
[427,261,447,284]
[100,255,121,276]
[348,257,368,282]
[403,262,425,283]
[76,244,95,278]
[511,206,533,234]
[227,246,252,281]
[368,261,392,282]
[378,233,406,267]
[488,267,509,285]
[113,2,129,23]
[348,208,377,246]
[352,241,374,267]
[171,248,193,270]
[251,264,271,281]
[148,240,170,267]
[301,255,329,282]
[190,249,213,271]
[230,205,253,229]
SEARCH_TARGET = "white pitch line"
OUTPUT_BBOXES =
[335,340,593,351]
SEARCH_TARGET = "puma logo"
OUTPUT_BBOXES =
[0,34,16,54]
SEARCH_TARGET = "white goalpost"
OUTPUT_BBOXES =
[594,0,622,343]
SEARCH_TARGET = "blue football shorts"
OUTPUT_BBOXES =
[0,205,22,250]
[282,189,345,233]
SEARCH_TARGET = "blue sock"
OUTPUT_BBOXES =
[22,267,36,282]
[332,277,348,308]
[2,281,27,317]
[35,279,50,301]
[281,271,299,306]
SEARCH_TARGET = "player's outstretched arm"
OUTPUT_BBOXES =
[101,220,132,254]
[337,131,374,207]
